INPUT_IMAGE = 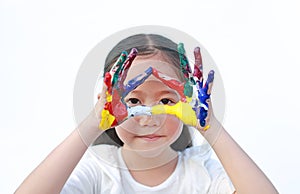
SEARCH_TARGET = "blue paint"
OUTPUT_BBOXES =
[196,70,214,127]
[123,67,153,97]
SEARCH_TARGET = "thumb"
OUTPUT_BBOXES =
[95,84,108,119]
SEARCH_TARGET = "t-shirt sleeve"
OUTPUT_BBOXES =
[60,156,101,194]
[205,158,236,194]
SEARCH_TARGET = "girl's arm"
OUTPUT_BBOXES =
[15,49,138,194]
[202,116,278,194]
[14,112,103,194]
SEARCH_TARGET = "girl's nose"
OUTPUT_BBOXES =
[135,115,161,127]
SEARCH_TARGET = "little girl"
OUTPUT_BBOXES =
[15,34,278,194]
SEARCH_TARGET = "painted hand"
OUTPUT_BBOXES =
[131,43,214,131]
[98,48,153,130]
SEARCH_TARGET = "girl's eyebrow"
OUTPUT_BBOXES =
[129,89,179,96]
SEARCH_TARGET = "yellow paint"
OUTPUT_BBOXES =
[99,109,115,130]
[186,96,192,103]
[98,92,114,130]
[203,125,210,131]
[106,91,112,102]
[151,101,198,126]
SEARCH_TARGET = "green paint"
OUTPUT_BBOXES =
[112,51,127,86]
[178,43,190,80]
[184,83,193,97]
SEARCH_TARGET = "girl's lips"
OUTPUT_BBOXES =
[136,134,164,142]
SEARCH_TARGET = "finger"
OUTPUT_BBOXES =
[195,71,215,128]
[152,67,186,101]
[123,67,153,96]
[178,43,192,80]
[95,84,108,119]
[104,72,112,94]
[199,107,208,127]
[97,88,108,108]
[197,97,213,131]
[193,47,203,82]
[204,70,215,95]
[98,82,120,130]
[117,48,138,92]
[111,51,128,87]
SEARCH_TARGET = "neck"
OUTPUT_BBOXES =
[121,146,179,186]
[121,146,178,171]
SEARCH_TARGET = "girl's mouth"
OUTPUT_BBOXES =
[136,134,164,142]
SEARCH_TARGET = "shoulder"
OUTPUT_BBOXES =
[61,145,122,194]
[86,144,122,179]
[179,145,235,193]
[179,144,213,181]
[180,142,212,162]
[88,144,119,164]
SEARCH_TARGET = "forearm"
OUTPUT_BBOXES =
[203,119,278,194]
[15,113,103,194]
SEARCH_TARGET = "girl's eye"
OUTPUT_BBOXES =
[127,98,140,105]
[160,98,174,105]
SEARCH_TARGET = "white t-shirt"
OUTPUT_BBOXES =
[61,144,235,194]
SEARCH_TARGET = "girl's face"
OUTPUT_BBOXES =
[115,54,183,154]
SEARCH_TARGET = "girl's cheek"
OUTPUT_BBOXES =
[115,126,132,144]
[164,115,183,137]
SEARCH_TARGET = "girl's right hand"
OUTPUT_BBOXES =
[78,49,139,145]
[97,48,153,130]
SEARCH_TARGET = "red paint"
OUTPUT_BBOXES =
[104,72,112,94]
[193,47,203,80]
[118,48,137,88]
[152,68,186,101]
[111,119,118,127]
[111,89,128,122]
[104,102,113,113]
[193,65,202,80]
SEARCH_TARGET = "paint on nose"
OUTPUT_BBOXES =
[138,115,160,127]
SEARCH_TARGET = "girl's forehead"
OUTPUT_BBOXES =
[125,59,180,82]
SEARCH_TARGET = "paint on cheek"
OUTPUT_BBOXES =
[151,101,198,126]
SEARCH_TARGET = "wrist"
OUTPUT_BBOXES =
[200,115,224,147]
[77,110,103,146]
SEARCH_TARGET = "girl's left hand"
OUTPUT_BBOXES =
[148,44,215,132]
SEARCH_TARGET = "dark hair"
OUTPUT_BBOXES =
[93,34,192,151]
[104,34,181,77]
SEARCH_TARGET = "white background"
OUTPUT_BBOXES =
[1,0,299,193]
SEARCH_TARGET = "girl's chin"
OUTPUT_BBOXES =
[124,144,171,158]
